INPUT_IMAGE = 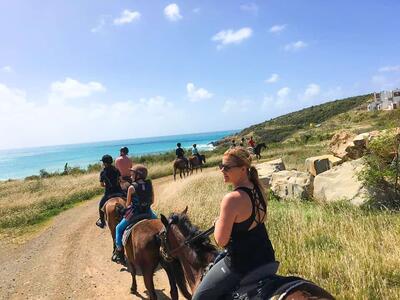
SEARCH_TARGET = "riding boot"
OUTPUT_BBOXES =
[96,209,106,228]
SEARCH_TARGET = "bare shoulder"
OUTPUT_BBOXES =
[128,185,135,192]
[221,191,242,209]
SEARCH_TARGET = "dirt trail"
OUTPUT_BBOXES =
[0,174,194,300]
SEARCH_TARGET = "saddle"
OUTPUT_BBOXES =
[101,192,127,212]
[122,215,151,246]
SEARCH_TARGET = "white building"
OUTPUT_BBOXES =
[368,89,400,111]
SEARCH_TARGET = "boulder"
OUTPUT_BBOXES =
[305,155,343,176]
[313,158,368,206]
[256,158,286,188]
[270,170,313,200]
[329,131,356,159]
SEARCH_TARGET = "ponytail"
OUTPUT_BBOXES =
[249,166,268,207]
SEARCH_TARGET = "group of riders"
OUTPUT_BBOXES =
[95,141,278,299]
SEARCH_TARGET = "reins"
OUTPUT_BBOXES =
[159,225,215,262]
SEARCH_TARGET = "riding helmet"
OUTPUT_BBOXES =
[131,164,148,179]
[120,146,129,155]
[101,154,113,164]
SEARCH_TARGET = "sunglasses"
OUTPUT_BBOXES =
[218,163,240,171]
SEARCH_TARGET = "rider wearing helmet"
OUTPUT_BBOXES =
[96,154,123,228]
[191,144,202,165]
[192,147,275,299]
[115,147,133,183]
[176,142,188,166]
[113,164,158,263]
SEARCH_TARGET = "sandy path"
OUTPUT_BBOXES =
[0,174,189,300]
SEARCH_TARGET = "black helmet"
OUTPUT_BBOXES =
[177,143,181,147]
[120,146,129,155]
[101,154,113,164]
[193,144,197,147]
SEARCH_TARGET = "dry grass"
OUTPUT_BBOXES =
[154,170,400,300]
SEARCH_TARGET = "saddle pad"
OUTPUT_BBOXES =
[122,219,147,246]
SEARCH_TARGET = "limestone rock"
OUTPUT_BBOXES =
[270,170,313,200]
[313,158,368,206]
[329,131,356,159]
[305,155,342,176]
[256,158,286,188]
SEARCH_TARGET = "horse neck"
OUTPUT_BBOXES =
[171,226,214,292]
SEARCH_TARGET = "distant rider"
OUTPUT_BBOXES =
[115,146,133,189]
[113,164,157,263]
[96,155,123,228]
[191,144,202,165]
[248,136,255,149]
[176,143,188,166]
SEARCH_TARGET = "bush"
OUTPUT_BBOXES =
[358,129,400,210]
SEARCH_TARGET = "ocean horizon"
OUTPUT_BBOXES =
[0,129,237,181]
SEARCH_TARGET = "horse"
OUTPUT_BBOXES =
[173,158,189,180]
[159,208,335,300]
[188,155,206,174]
[103,196,126,255]
[253,143,267,160]
[123,219,191,299]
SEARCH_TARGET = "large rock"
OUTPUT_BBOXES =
[270,170,313,200]
[329,131,356,159]
[305,155,342,176]
[313,158,368,205]
[256,158,286,188]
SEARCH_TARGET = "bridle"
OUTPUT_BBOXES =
[159,222,215,262]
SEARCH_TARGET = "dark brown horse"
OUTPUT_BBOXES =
[160,208,335,300]
[188,155,206,174]
[123,219,189,299]
[173,158,189,180]
[253,143,267,160]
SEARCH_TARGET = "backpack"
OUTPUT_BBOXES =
[132,180,153,214]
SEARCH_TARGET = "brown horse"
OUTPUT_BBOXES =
[104,196,126,253]
[188,155,206,174]
[123,219,192,299]
[173,158,189,180]
[160,208,335,300]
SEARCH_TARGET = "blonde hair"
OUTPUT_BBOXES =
[223,147,268,204]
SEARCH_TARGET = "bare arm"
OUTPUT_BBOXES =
[214,193,239,247]
[126,185,135,206]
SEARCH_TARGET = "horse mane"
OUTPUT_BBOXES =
[169,212,218,267]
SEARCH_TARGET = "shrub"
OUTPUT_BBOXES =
[358,129,400,210]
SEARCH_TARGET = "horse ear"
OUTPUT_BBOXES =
[160,214,169,227]
[181,206,188,215]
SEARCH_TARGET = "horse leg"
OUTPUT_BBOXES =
[143,265,157,300]
[173,167,176,181]
[129,262,137,294]
[159,260,179,300]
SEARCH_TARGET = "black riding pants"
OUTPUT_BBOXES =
[98,194,110,221]
[192,256,242,300]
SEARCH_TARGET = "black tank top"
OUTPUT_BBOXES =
[226,186,275,274]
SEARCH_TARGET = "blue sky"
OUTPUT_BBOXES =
[0,0,399,149]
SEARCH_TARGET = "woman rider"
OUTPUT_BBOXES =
[192,147,275,299]
[113,164,157,263]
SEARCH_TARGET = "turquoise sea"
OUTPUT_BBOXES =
[0,130,236,180]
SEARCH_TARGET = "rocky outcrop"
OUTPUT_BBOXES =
[305,155,342,176]
[313,158,368,205]
[256,159,286,188]
[329,131,356,159]
[270,170,313,200]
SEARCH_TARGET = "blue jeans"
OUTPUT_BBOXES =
[115,209,158,249]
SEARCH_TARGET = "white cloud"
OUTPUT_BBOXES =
[284,40,308,52]
[277,87,290,98]
[212,27,253,49]
[379,65,400,72]
[303,83,320,100]
[164,4,182,22]
[265,73,279,84]
[1,66,13,73]
[91,16,108,33]
[113,10,141,25]
[186,83,213,102]
[50,78,106,100]
[240,3,258,14]
[0,82,189,150]
[269,24,286,34]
